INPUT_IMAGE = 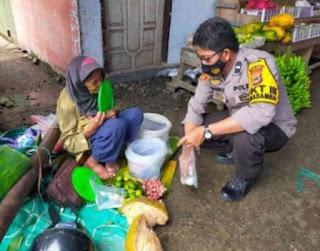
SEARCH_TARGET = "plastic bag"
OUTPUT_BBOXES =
[142,118,167,131]
[31,113,56,128]
[90,176,124,210]
[136,113,172,154]
[156,68,178,77]
[125,138,168,179]
[0,127,41,156]
[179,146,198,188]
[30,113,56,137]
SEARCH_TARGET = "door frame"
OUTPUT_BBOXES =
[161,0,172,62]
[100,0,110,73]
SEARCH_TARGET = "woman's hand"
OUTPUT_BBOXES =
[84,112,106,138]
[105,109,117,120]
[177,126,205,148]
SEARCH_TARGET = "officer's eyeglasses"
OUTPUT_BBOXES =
[198,50,223,64]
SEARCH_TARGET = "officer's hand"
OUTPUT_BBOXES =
[177,126,205,148]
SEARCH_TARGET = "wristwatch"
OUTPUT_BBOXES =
[204,125,213,140]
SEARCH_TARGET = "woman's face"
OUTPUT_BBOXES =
[85,70,103,94]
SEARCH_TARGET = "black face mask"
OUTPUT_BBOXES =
[201,56,227,77]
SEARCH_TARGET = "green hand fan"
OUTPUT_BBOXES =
[72,166,102,202]
[98,80,114,112]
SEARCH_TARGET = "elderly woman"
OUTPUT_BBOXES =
[56,56,143,180]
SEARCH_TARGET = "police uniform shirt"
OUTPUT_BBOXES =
[182,48,297,138]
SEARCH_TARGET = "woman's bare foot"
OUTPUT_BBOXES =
[105,163,120,177]
[84,156,113,180]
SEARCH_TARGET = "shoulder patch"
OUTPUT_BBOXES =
[248,59,279,105]
[234,62,242,74]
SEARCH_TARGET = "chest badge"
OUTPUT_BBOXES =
[210,78,222,85]
[239,93,249,102]
[211,68,221,75]
[215,93,224,100]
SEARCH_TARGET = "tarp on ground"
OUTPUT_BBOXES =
[0,196,128,251]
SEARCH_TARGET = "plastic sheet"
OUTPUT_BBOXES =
[90,176,124,210]
[96,225,126,251]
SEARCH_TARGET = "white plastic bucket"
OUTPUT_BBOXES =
[137,113,172,142]
[125,138,168,179]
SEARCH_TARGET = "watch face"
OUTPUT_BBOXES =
[205,132,212,139]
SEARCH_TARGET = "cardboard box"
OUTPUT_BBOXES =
[215,0,240,22]
[236,13,260,24]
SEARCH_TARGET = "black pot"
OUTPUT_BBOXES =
[31,221,95,251]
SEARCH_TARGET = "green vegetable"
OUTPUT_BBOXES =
[243,22,265,34]
[8,234,24,251]
[129,194,136,200]
[114,181,123,188]
[275,48,311,114]
[236,33,254,44]
[128,180,137,189]
[124,182,130,190]
[0,145,31,198]
[128,188,135,194]
[254,30,278,42]
[135,189,142,197]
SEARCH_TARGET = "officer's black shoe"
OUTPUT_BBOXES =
[216,151,234,164]
[220,175,256,202]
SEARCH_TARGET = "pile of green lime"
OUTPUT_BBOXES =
[113,171,143,200]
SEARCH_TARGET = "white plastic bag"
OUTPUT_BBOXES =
[125,138,168,179]
[90,176,124,210]
[30,113,57,137]
[136,113,172,154]
[179,146,198,188]
[142,118,167,131]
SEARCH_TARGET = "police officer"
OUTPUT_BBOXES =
[177,17,297,202]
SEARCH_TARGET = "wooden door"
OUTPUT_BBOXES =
[103,0,165,74]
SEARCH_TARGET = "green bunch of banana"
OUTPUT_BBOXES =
[275,52,311,114]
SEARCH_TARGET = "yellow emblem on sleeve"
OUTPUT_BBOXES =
[248,59,279,105]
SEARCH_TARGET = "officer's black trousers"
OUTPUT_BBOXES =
[202,110,289,179]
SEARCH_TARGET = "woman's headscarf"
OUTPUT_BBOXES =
[65,56,103,116]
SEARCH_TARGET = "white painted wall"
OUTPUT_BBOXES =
[78,0,104,66]
[167,0,216,64]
